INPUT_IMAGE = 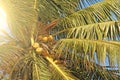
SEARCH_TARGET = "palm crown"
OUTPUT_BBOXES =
[0,0,120,80]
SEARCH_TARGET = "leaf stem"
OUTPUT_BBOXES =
[46,56,69,80]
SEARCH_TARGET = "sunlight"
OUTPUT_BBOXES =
[0,7,7,31]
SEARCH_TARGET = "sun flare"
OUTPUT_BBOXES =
[0,7,7,31]
[0,7,6,17]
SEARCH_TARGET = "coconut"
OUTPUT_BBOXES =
[32,42,39,48]
[42,37,48,42]
[48,35,53,41]
[36,47,43,53]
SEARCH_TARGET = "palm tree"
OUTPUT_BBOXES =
[0,0,120,80]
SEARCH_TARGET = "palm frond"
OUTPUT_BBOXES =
[0,0,37,48]
[69,58,120,80]
[51,0,120,31]
[53,20,120,40]
[11,53,51,80]
[53,39,120,67]
[0,44,25,74]
[38,0,79,22]
[46,57,78,80]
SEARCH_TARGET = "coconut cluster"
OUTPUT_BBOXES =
[38,35,53,42]
[32,35,54,55]
[32,42,43,54]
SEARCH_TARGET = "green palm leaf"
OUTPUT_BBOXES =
[10,53,51,80]
[0,44,25,74]
[53,39,120,66]
[54,20,120,40]
[38,0,79,22]
[46,57,79,80]
[51,0,120,32]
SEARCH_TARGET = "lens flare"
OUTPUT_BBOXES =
[0,7,8,32]
[0,7,6,18]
